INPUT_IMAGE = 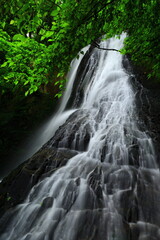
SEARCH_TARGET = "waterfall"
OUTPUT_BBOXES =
[17,45,89,162]
[1,33,160,240]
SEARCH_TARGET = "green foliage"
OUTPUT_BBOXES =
[114,0,160,79]
[0,0,160,96]
[1,35,54,95]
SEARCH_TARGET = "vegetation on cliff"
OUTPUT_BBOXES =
[0,0,160,97]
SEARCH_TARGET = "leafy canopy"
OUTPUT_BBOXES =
[0,0,160,96]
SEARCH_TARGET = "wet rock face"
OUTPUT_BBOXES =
[123,56,160,165]
[47,110,93,152]
[66,45,99,109]
[41,197,53,209]
[0,147,77,216]
[139,87,160,158]
[0,52,160,240]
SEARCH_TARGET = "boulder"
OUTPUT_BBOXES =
[0,147,77,217]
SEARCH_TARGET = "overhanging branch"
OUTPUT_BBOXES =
[96,46,120,52]
[92,41,120,52]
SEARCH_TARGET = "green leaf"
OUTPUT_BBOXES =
[51,10,59,17]
[24,81,29,85]
[41,31,54,40]
[55,81,59,85]
[45,31,54,38]
[57,72,63,77]
[13,34,26,41]
[61,22,69,28]
[53,42,59,48]
[14,80,19,85]
[25,90,29,96]
[10,20,15,25]
[1,22,6,28]
[1,62,8,67]
[39,29,46,35]
[48,39,54,42]
[55,92,62,98]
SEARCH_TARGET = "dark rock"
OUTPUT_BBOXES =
[66,44,98,109]
[47,110,92,151]
[75,177,80,186]
[1,47,160,240]
[137,177,160,226]
[0,147,77,217]
[87,166,103,207]
[41,197,53,209]
[128,143,140,167]
[123,55,160,166]
[61,180,79,211]
[114,189,139,223]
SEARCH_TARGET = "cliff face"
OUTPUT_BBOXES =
[122,55,160,155]
[0,55,160,222]
[129,59,160,164]
[0,147,78,218]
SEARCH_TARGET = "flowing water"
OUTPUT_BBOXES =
[1,33,160,240]
[0,46,89,180]
[12,45,89,165]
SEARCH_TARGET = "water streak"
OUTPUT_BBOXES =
[1,33,160,240]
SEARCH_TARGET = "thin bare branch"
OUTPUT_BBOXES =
[92,41,120,52]
[96,46,120,52]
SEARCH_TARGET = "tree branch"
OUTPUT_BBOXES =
[97,46,120,52]
[92,41,120,52]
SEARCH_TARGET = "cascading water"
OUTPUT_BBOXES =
[1,33,160,240]
[16,45,89,163]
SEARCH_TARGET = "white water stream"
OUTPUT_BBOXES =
[19,45,89,162]
[1,33,160,240]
